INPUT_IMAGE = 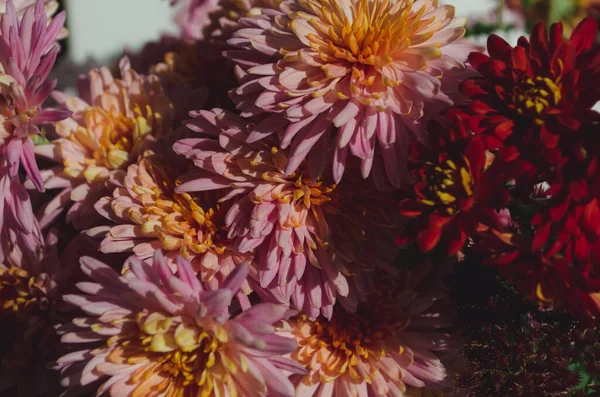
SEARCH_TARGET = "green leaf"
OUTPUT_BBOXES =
[31,134,50,146]
[568,361,591,392]
[521,0,535,8]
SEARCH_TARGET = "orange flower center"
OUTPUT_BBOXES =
[252,147,337,208]
[1,75,38,140]
[65,103,159,182]
[512,76,562,125]
[419,157,474,215]
[129,160,228,259]
[291,307,409,383]
[107,311,234,395]
[295,0,434,67]
[280,174,336,207]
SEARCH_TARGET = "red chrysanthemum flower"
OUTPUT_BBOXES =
[455,17,599,198]
[397,121,499,256]
[479,221,600,323]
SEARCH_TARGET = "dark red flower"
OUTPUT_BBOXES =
[455,17,599,199]
[397,121,500,256]
[479,213,600,322]
[468,104,600,321]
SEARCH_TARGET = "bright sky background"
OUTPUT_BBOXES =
[65,0,178,63]
[65,0,500,62]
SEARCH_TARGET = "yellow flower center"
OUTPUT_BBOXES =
[65,103,158,182]
[281,174,336,207]
[106,312,242,396]
[293,0,437,67]
[128,160,228,259]
[0,266,39,318]
[251,147,337,208]
[513,76,562,125]
[419,157,474,215]
[1,75,38,140]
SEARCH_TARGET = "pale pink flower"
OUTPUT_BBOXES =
[172,0,219,40]
[174,108,399,319]
[56,252,305,397]
[224,0,479,186]
[94,155,253,306]
[0,0,69,190]
[34,57,173,229]
[279,266,454,396]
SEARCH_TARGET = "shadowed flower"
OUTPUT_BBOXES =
[56,252,305,397]
[479,222,600,322]
[0,0,69,191]
[94,155,252,306]
[0,230,63,396]
[174,108,399,318]
[33,57,173,229]
[473,119,600,322]
[145,40,238,120]
[279,266,454,396]
[129,35,239,116]
[148,42,209,123]
[224,0,478,186]
[203,0,281,43]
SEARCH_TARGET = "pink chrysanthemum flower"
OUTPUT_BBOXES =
[0,0,68,190]
[279,266,454,396]
[202,0,282,43]
[34,58,173,228]
[56,252,305,397]
[94,155,252,305]
[225,0,478,186]
[174,108,399,318]
[0,165,44,265]
[172,0,219,40]
[0,0,68,38]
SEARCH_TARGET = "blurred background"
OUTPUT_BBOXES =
[54,0,600,81]
[63,0,177,64]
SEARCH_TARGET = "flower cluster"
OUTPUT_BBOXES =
[1,0,599,395]
[396,16,600,322]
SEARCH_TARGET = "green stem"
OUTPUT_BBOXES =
[547,0,557,26]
